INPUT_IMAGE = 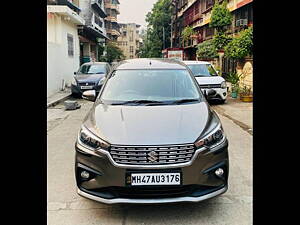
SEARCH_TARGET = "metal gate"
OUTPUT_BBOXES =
[222,58,237,80]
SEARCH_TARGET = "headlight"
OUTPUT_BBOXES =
[194,124,225,149]
[71,77,77,85]
[78,126,110,150]
[98,77,105,86]
[221,81,226,89]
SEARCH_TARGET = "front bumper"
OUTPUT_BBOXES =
[77,185,227,204]
[71,84,102,95]
[202,88,227,101]
[75,139,229,204]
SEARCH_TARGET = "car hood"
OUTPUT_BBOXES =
[84,102,213,146]
[75,74,105,83]
[195,76,225,85]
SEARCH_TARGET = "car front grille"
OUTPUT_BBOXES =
[78,82,96,86]
[109,144,195,165]
[199,84,221,88]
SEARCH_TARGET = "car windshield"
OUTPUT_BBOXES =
[187,64,218,77]
[79,64,106,74]
[100,69,201,105]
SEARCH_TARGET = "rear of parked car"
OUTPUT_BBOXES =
[184,61,227,103]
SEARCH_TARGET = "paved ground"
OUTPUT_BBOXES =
[47,88,71,108]
[47,98,252,225]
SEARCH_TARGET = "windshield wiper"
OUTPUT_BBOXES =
[110,100,165,105]
[171,98,199,105]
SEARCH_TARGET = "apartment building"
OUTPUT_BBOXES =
[77,0,109,64]
[47,0,85,97]
[171,0,253,60]
[104,0,121,41]
[117,23,141,59]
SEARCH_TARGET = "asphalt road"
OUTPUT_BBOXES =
[47,98,252,225]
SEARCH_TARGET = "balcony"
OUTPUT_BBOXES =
[48,0,81,14]
[91,0,107,18]
[107,29,120,36]
[105,16,118,23]
[47,5,85,25]
[104,3,120,14]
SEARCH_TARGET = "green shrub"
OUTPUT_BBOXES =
[224,27,253,59]
[196,39,218,59]
[212,32,232,50]
[210,1,232,33]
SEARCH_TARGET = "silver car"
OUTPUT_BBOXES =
[75,58,229,204]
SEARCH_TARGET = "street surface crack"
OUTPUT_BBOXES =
[213,106,253,135]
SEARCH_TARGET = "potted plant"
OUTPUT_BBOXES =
[226,71,244,98]
[231,84,239,98]
[239,84,253,102]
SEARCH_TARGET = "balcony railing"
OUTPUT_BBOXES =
[48,0,81,14]
[105,16,117,23]
[107,29,120,36]
[91,0,107,18]
[104,3,120,14]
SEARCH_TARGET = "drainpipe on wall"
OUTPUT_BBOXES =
[61,79,65,91]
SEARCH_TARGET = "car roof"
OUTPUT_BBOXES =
[115,58,188,70]
[183,61,210,65]
[81,62,108,66]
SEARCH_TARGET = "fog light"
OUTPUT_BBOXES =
[81,171,90,179]
[215,168,224,177]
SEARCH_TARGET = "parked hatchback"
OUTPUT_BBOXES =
[75,58,229,204]
[183,61,227,103]
[71,62,110,97]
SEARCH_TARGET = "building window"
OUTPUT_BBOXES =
[130,55,134,59]
[129,31,133,42]
[130,46,134,53]
[67,34,74,57]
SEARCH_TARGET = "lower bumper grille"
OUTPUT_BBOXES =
[109,144,196,165]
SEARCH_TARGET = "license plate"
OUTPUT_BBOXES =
[130,173,181,186]
[81,86,93,89]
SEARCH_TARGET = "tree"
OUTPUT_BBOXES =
[209,1,232,33]
[181,26,195,46]
[100,41,125,63]
[224,27,253,59]
[210,0,233,51]
[141,0,173,57]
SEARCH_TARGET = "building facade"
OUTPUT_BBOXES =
[171,0,253,60]
[78,0,109,64]
[47,0,85,97]
[117,23,141,59]
[104,0,121,41]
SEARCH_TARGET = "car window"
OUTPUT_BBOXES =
[79,64,106,74]
[187,64,218,77]
[100,69,201,103]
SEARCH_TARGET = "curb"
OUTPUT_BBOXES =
[47,93,72,108]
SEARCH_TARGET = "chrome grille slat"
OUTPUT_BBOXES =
[109,144,195,165]
[199,84,221,88]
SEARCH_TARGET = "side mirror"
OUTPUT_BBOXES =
[82,90,96,102]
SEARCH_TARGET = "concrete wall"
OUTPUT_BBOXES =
[47,13,81,97]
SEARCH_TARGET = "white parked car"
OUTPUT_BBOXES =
[183,61,227,103]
